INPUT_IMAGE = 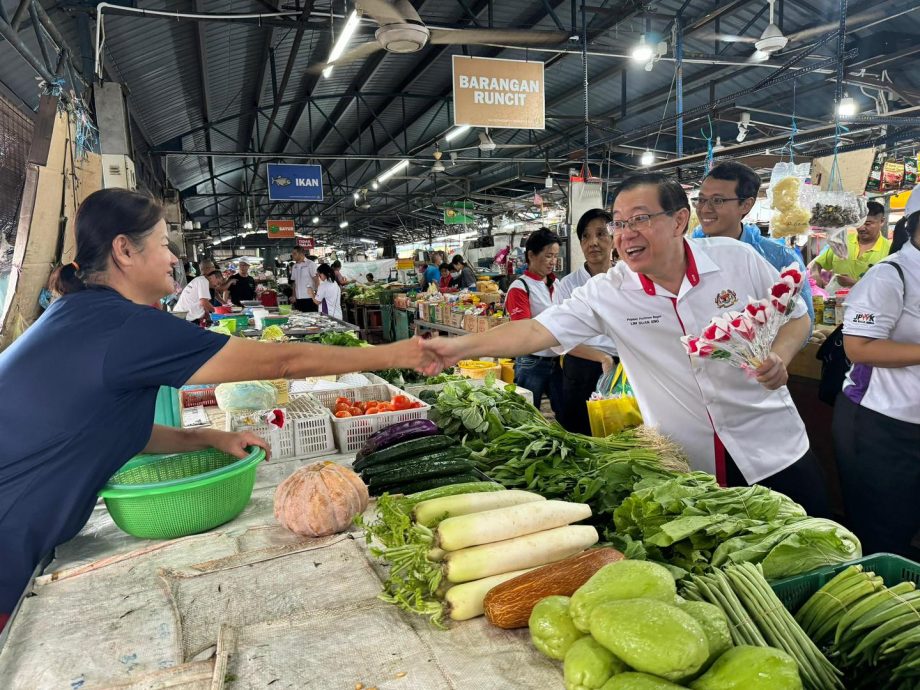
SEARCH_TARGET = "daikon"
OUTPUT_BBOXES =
[444,568,535,621]
[412,489,546,527]
[436,500,592,551]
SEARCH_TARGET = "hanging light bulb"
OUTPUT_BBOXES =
[640,150,655,166]
[631,35,654,63]
[545,174,553,189]
[312,216,320,224]
[339,220,349,229]
[837,94,858,119]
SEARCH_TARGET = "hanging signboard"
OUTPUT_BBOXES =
[296,236,315,249]
[452,56,545,130]
[267,219,296,239]
[444,200,475,225]
[266,163,325,201]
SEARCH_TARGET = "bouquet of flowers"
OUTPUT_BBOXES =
[681,265,805,373]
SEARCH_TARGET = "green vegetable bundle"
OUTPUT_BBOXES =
[306,330,367,347]
[611,473,861,579]
[682,563,844,690]
[795,565,920,688]
[372,368,429,386]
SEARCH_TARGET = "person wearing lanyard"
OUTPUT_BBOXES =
[290,247,318,312]
[504,228,563,414]
[553,209,618,435]
[810,201,891,291]
[690,161,814,325]
[421,173,829,516]
[832,219,920,559]
[0,188,436,632]
[313,264,344,319]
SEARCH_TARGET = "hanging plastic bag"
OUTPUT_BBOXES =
[586,364,643,438]
[807,191,867,259]
[767,162,812,239]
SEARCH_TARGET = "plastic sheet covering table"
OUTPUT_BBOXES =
[0,452,564,689]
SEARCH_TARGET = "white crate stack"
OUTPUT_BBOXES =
[226,396,335,461]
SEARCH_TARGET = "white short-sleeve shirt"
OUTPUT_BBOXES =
[315,280,343,320]
[535,238,809,483]
[291,260,317,299]
[175,275,212,320]
[554,264,618,357]
[841,241,920,424]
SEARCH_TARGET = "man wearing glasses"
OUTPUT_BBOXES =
[691,161,814,324]
[421,172,829,517]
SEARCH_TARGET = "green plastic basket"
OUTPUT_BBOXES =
[771,553,920,613]
[99,447,265,540]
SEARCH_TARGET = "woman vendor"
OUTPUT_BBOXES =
[0,188,434,630]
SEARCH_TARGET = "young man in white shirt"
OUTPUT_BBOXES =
[553,208,618,434]
[174,271,223,325]
[422,173,830,516]
[290,247,318,312]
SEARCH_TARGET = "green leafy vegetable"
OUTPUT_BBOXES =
[306,330,367,347]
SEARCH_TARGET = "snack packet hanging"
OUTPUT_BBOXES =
[767,162,812,238]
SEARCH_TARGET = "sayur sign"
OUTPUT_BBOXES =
[266,219,295,239]
[452,56,544,130]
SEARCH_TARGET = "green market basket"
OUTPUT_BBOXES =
[99,447,266,540]
[771,553,920,613]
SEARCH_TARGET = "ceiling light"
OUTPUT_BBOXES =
[322,9,361,79]
[640,149,655,166]
[371,180,379,190]
[243,221,253,230]
[193,221,201,230]
[445,125,471,142]
[837,95,858,119]
[183,220,193,231]
[432,159,445,173]
[312,216,320,224]
[377,159,409,184]
[545,174,554,189]
[339,220,349,229]
[239,245,246,250]
[631,35,654,63]
[353,191,361,200]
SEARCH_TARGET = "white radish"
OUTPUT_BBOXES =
[444,525,599,584]
[413,489,546,527]
[445,568,535,621]
[436,500,592,552]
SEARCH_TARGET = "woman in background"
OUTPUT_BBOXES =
[313,264,343,319]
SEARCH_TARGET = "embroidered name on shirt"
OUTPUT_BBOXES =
[626,314,663,326]
[852,313,876,325]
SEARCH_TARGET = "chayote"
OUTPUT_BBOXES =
[589,598,708,683]
[601,672,689,689]
[529,595,585,661]
[677,601,733,672]
[689,646,802,690]
[570,561,677,632]
[564,636,629,690]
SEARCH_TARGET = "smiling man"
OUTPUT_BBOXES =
[421,173,830,516]
[692,161,813,325]
[810,200,891,291]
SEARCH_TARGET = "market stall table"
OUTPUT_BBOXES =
[0,450,562,689]
[414,319,469,337]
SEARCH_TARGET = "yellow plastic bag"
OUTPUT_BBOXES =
[586,364,643,437]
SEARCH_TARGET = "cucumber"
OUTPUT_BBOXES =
[368,455,476,490]
[385,473,483,496]
[402,481,503,505]
[361,448,471,480]
[354,435,455,472]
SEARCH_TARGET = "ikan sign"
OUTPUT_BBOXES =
[452,56,544,130]
[266,219,295,239]
[266,163,324,202]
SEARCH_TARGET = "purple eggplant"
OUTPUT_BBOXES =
[357,419,439,460]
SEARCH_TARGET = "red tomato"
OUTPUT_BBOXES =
[334,396,350,406]
[392,394,410,407]
[335,402,351,412]
[365,408,379,415]
[349,406,363,416]
[355,401,367,411]
[334,410,352,418]
[409,401,422,409]
[377,402,394,413]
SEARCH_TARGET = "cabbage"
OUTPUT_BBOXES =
[209,323,233,336]
[214,381,278,412]
[260,324,286,341]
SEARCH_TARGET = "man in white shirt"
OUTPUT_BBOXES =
[553,208,619,434]
[422,172,830,517]
[174,271,223,325]
[290,247,318,312]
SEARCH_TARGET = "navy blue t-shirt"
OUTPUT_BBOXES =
[0,287,228,613]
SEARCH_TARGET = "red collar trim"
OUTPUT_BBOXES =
[638,241,700,296]
[524,269,546,281]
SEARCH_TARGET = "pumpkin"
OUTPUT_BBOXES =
[274,461,369,537]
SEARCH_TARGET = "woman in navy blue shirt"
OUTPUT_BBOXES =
[0,189,433,628]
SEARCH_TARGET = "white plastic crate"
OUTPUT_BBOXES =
[309,383,430,453]
[226,396,335,461]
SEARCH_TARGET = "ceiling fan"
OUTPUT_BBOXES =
[443,129,535,153]
[307,0,570,74]
[693,0,883,62]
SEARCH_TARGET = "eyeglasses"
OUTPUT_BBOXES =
[694,197,743,208]
[607,210,673,234]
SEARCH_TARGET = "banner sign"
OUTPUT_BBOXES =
[444,200,475,225]
[452,56,545,130]
[296,236,315,249]
[267,219,295,239]
[266,163,325,201]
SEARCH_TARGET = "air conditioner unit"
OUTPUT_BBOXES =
[102,154,137,190]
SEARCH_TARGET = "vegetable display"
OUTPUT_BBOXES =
[274,462,368,537]
[331,393,423,418]
[357,419,439,458]
[682,563,842,690]
[358,485,599,627]
[305,330,367,347]
[793,565,920,688]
